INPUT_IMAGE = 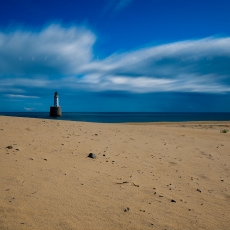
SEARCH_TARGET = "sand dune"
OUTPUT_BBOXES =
[0,116,230,230]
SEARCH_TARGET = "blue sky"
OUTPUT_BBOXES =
[0,0,230,112]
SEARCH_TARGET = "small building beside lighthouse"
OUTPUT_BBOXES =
[50,91,62,117]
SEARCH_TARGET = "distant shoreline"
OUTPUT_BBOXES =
[1,112,230,123]
[1,115,230,126]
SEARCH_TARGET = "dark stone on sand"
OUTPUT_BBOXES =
[88,153,96,159]
[124,207,130,212]
[6,145,13,149]
[197,189,201,193]
[171,199,176,203]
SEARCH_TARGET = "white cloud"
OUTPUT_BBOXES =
[5,94,40,99]
[79,37,230,93]
[0,24,230,94]
[77,75,176,92]
[0,24,95,75]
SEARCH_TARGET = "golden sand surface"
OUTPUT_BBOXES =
[0,116,230,230]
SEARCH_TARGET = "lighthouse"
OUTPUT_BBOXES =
[54,91,59,107]
[49,91,62,117]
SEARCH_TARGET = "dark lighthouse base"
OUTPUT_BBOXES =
[49,106,62,117]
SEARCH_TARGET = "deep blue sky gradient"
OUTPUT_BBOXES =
[0,0,230,112]
[2,0,230,55]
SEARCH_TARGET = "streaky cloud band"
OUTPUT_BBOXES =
[0,24,230,94]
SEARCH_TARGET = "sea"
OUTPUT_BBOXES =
[0,112,230,123]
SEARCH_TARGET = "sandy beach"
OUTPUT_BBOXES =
[0,116,229,230]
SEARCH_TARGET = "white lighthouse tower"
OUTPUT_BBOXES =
[54,91,59,107]
[50,91,62,117]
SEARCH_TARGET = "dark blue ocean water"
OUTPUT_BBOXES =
[0,112,230,123]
